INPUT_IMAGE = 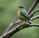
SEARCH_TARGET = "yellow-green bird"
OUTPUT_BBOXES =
[17,6,31,24]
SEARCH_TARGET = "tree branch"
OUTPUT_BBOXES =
[1,15,39,38]
[28,0,38,14]
[37,0,39,2]
[0,24,39,38]
[30,15,39,21]
[2,15,22,36]
[29,8,39,18]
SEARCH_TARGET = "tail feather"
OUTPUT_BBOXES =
[28,20,32,24]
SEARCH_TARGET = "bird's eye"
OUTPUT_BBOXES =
[19,6,24,8]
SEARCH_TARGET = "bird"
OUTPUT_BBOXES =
[17,6,32,24]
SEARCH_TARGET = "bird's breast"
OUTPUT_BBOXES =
[17,8,20,17]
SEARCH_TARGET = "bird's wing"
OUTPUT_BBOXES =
[20,9,30,19]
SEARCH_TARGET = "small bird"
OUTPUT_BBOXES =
[17,6,31,24]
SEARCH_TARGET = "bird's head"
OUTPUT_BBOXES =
[19,6,25,9]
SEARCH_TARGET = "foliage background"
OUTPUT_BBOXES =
[0,0,39,38]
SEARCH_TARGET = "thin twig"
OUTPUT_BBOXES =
[0,24,39,38]
[29,8,39,18]
[28,0,38,14]
[30,15,39,21]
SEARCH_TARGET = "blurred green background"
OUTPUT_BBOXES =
[0,0,39,38]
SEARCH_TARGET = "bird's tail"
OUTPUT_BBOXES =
[28,20,32,24]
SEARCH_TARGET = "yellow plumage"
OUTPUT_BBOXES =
[17,8,20,16]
